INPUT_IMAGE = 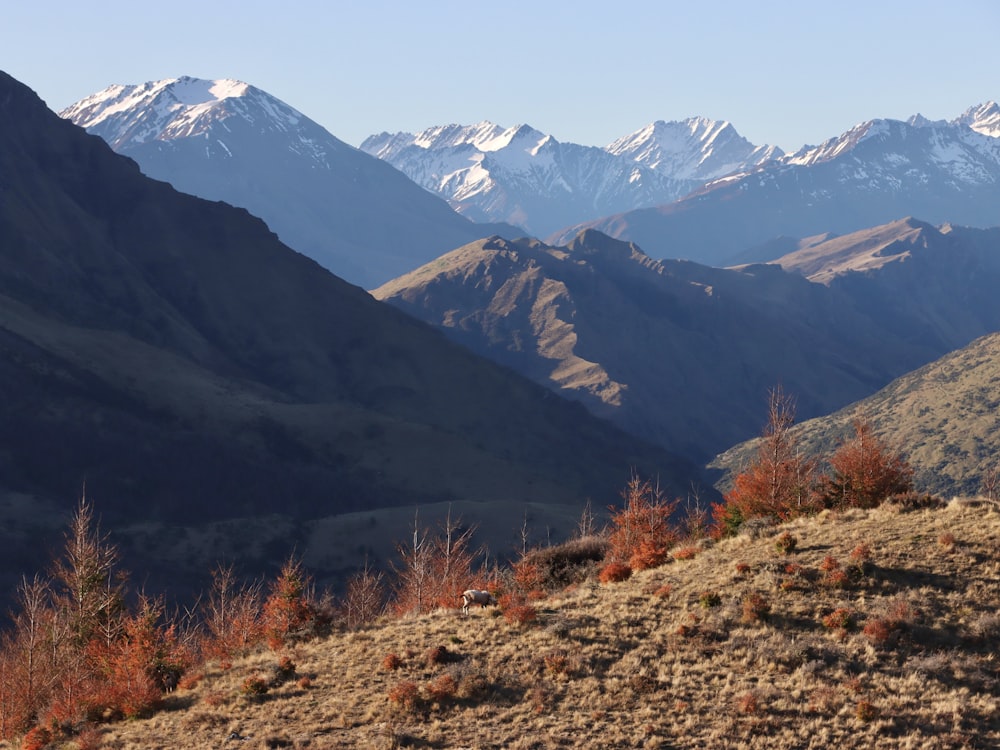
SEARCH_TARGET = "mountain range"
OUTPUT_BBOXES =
[64,78,1000,281]
[60,77,515,289]
[554,103,1000,266]
[360,118,782,236]
[374,219,1000,470]
[0,70,697,597]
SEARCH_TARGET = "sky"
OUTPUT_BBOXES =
[4,0,998,154]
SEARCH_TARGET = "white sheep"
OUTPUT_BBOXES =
[461,589,497,615]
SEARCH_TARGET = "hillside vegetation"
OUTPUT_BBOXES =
[28,498,1000,749]
[712,332,1000,498]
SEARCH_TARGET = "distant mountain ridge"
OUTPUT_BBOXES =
[360,118,781,236]
[61,76,514,288]
[553,103,1000,266]
[374,219,1000,463]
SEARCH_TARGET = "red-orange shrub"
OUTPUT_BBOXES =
[606,475,678,570]
[822,608,856,631]
[263,557,314,650]
[671,545,699,561]
[503,603,538,626]
[712,387,820,536]
[741,592,770,624]
[387,680,420,711]
[598,562,632,584]
[426,674,458,701]
[820,416,913,509]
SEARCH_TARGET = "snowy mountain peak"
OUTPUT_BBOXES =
[606,117,782,181]
[60,76,308,150]
[955,101,1000,137]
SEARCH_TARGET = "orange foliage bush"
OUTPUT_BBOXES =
[820,416,913,509]
[598,562,632,584]
[426,673,458,701]
[387,680,420,711]
[503,603,538,626]
[263,557,314,650]
[713,387,819,536]
[607,475,678,570]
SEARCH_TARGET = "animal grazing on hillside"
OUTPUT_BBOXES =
[461,589,498,615]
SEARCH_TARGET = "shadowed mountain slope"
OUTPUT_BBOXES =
[373,228,973,461]
[0,71,699,594]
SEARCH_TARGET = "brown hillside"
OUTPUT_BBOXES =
[84,500,1000,749]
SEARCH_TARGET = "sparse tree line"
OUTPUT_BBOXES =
[0,387,940,747]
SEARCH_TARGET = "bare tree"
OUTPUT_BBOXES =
[341,558,387,629]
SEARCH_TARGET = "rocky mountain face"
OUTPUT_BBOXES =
[552,104,1000,266]
[60,77,513,288]
[360,118,780,237]
[374,220,1000,465]
[0,71,698,596]
[711,330,1000,498]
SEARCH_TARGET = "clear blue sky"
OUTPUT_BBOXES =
[4,0,997,153]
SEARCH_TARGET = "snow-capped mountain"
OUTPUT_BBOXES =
[605,117,783,182]
[62,77,510,288]
[360,118,780,237]
[551,104,1000,267]
[361,122,694,236]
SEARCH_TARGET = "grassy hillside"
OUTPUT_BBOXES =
[711,331,1000,498]
[70,499,1000,749]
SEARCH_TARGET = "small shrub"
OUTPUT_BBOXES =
[741,592,771,624]
[503,603,538,626]
[671,545,699,561]
[938,532,956,550]
[178,671,204,690]
[774,531,797,555]
[699,591,721,609]
[630,539,670,571]
[425,645,453,667]
[849,544,874,575]
[849,543,873,565]
[735,691,760,714]
[675,623,697,638]
[240,675,269,697]
[653,584,673,599]
[382,652,403,671]
[387,680,420,712]
[855,699,879,722]
[543,650,568,675]
[598,562,632,584]
[822,607,856,631]
[426,673,458,702]
[203,690,226,707]
[820,557,849,588]
[273,655,296,684]
[75,725,103,750]
[826,569,850,589]
[734,562,751,577]
[863,618,895,645]
[297,676,312,689]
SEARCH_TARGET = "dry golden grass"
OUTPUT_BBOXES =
[57,499,1000,749]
